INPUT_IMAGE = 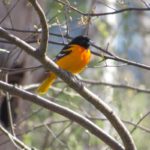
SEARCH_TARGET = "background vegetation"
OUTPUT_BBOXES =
[0,0,149,150]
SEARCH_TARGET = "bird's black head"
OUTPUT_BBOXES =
[70,35,90,49]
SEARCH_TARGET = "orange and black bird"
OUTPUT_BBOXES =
[37,35,91,94]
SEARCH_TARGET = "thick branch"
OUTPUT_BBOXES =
[0,80,124,150]
[0,26,136,150]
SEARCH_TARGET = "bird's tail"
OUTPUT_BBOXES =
[37,73,57,94]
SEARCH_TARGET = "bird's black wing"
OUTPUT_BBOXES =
[53,44,72,62]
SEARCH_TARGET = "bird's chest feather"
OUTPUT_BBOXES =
[56,46,91,74]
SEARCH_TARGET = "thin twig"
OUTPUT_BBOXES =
[56,0,150,16]
[0,0,19,25]
[5,74,15,135]
[92,51,150,70]
[47,122,71,147]
[130,111,150,134]
[86,117,150,134]
[82,79,150,94]
[0,65,43,75]
[0,124,31,150]
[29,0,48,55]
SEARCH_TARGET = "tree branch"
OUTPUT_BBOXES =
[0,26,136,150]
[0,124,31,150]
[0,80,124,150]
[0,27,36,55]
[29,0,48,55]
[130,111,150,134]
[57,0,150,16]
[92,51,150,70]
[82,79,150,94]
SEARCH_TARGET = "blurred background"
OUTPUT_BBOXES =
[0,0,150,149]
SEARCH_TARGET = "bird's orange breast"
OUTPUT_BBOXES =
[56,44,91,74]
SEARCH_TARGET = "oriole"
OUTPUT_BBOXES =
[37,35,91,94]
